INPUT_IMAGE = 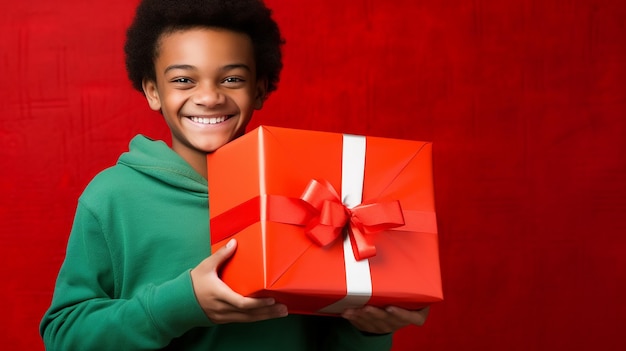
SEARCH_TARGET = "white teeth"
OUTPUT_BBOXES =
[190,116,227,124]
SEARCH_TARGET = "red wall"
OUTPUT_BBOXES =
[2,0,625,350]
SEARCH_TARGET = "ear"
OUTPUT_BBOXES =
[142,78,162,111]
[254,78,268,110]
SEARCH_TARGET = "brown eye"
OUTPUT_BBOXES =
[221,76,246,89]
[172,77,193,84]
[223,77,244,83]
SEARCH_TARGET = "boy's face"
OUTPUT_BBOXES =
[143,27,266,159]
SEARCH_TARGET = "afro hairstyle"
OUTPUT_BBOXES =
[124,0,284,95]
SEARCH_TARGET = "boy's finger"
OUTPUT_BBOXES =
[386,306,430,326]
[210,303,288,324]
[219,291,278,311]
[209,238,237,268]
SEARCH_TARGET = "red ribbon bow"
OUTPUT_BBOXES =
[210,179,408,261]
[299,179,405,261]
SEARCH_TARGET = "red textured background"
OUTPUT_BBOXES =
[2,0,625,350]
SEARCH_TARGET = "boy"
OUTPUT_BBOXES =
[40,0,429,349]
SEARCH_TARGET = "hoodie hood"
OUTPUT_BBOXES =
[117,135,207,195]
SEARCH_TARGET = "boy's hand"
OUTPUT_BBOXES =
[341,305,430,334]
[190,239,288,324]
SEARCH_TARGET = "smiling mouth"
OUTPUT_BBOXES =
[188,115,231,125]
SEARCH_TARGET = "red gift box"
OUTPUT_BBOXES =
[207,126,442,315]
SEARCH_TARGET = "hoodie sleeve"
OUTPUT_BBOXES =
[40,201,214,351]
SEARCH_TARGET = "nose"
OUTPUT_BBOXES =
[192,82,225,107]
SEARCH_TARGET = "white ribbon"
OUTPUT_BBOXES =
[318,134,372,314]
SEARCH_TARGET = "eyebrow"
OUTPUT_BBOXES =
[163,63,252,74]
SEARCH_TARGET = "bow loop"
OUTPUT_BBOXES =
[351,201,405,234]
[300,179,405,260]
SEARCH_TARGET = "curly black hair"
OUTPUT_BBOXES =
[124,0,284,95]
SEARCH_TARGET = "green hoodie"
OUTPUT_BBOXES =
[40,135,392,351]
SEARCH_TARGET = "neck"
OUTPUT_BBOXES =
[171,142,208,179]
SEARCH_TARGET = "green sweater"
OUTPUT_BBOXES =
[40,135,392,351]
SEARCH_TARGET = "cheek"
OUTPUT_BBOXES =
[162,93,187,111]
[236,92,258,111]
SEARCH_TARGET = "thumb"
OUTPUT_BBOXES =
[211,238,237,267]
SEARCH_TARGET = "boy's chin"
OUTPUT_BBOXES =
[197,140,231,154]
